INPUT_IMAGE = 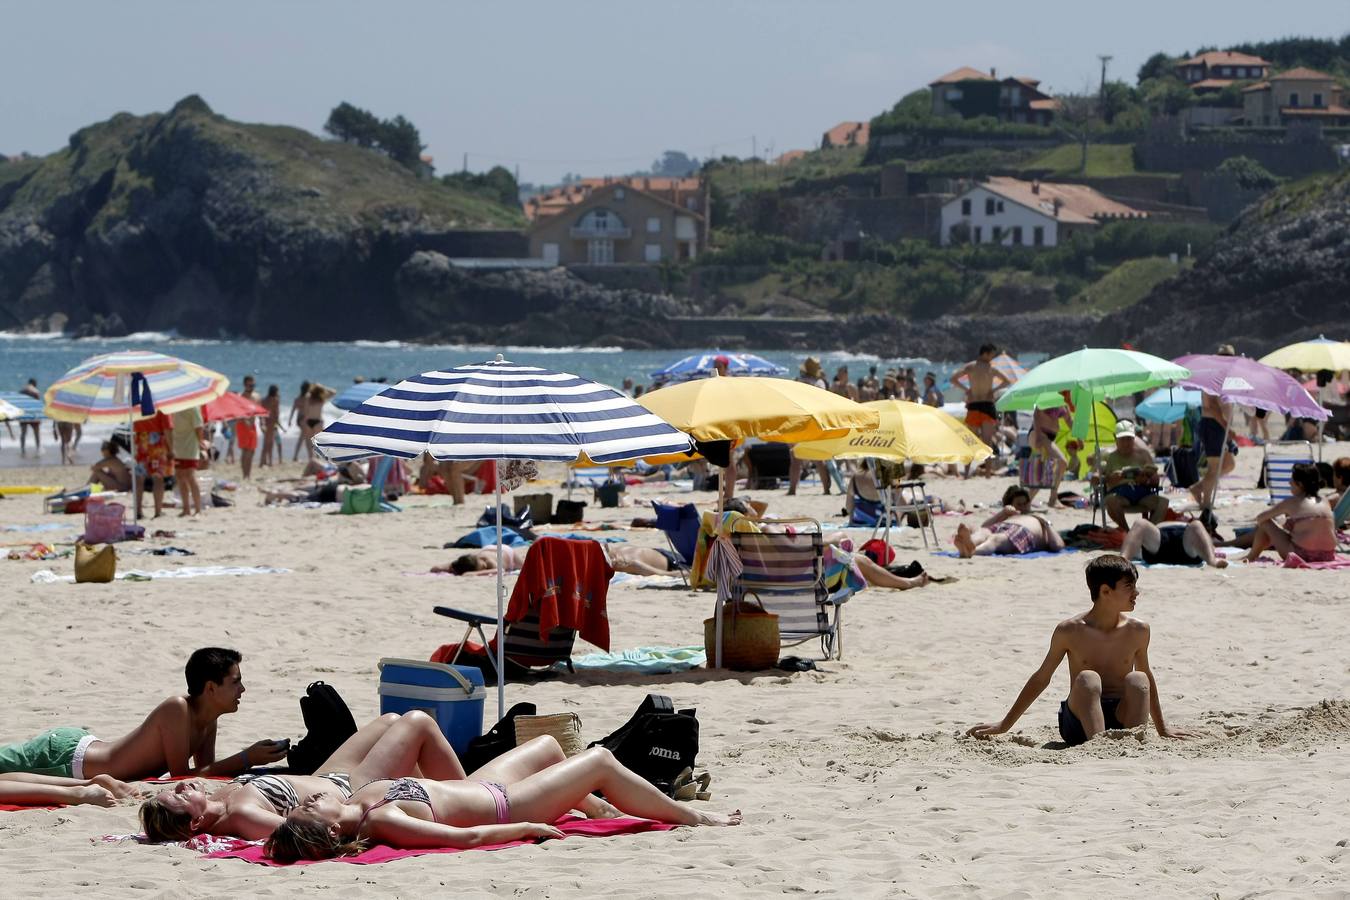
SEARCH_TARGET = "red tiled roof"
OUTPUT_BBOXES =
[822,121,870,147]
[1271,66,1334,81]
[522,177,703,223]
[1191,78,1243,89]
[974,177,1147,226]
[1281,105,1350,117]
[1028,98,1060,111]
[1178,50,1270,67]
[774,149,808,165]
[1242,81,1272,93]
[929,66,996,85]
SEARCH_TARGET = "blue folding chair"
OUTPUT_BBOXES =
[652,501,700,585]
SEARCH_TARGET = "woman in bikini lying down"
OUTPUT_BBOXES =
[435,543,683,577]
[265,745,741,862]
[954,487,1064,558]
[0,772,142,808]
[140,711,615,842]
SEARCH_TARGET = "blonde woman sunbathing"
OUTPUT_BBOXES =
[141,710,614,842]
[265,746,741,862]
[954,493,1064,558]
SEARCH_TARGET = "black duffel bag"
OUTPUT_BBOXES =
[589,694,699,796]
[287,681,358,775]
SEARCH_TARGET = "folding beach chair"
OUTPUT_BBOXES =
[1263,441,1313,504]
[652,501,700,585]
[432,606,577,677]
[341,457,402,514]
[725,520,848,661]
[885,481,939,548]
[1335,491,1350,531]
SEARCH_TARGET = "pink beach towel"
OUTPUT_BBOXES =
[201,815,677,866]
[1282,552,1350,569]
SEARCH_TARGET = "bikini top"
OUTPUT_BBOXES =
[355,778,435,832]
[234,772,352,814]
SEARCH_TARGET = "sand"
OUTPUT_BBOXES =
[1,447,1348,898]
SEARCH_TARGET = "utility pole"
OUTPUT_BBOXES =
[462,152,468,174]
[1097,54,1113,118]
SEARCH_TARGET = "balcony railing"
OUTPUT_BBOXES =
[570,225,631,239]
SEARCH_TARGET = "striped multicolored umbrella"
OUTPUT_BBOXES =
[44,350,229,423]
[312,356,693,717]
[990,352,1028,384]
[0,392,45,420]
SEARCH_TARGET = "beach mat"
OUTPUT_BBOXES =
[30,565,291,584]
[200,815,677,866]
[0,803,61,811]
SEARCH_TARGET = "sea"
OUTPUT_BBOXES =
[0,331,1031,469]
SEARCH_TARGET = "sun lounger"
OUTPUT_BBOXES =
[652,501,699,585]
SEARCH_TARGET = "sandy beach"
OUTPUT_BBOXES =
[2,448,1348,898]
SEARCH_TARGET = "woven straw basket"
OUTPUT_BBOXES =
[514,712,584,756]
[704,594,779,671]
[74,541,116,584]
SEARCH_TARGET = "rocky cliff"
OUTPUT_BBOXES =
[0,96,532,339]
[1095,166,1350,357]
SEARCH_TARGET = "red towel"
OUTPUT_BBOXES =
[506,538,613,650]
[0,804,60,811]
[201,815,676,865]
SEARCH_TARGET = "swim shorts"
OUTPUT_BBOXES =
[1110,483,1160,507]
[965,401,998,429]
[1197,417,1237,458]
[654,548,681,571]
[174,458,199,471]
[1140,525,1198,566]
[1058,698,1123,746]
[0,727,97,778]
[235,421,258,451]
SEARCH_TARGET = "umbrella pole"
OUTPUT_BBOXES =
[129,407,138,526]
[494,459,505,719]
[1090,397,1101,529]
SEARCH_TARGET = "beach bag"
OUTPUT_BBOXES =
[83,499,126,544]
[1168,445,1200,489]
[514,493,553,526]
[588,694,699,797]
[594,481,624,508]
[860,538,895,566]
[1018,452,1057,489]
[462,702,536,773]
[515,712,585,757]
[287,681,358,775]
[703,594,779,671]
[554,499,587,525]
[340,487,380,515]
[74,541,117,584]
[477,504,533,531]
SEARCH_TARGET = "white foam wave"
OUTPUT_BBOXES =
[0,331,64,340]
[416,343,624,355]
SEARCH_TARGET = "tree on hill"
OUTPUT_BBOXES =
[323,103,425,173]
[1217,156,1279,191]
[1137,52,1176,84]
[442,165,520,208]
[651,150,700,177]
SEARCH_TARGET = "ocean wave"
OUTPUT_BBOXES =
[416,343,624,355]
[352,340,406,349]
[0,331,65,341]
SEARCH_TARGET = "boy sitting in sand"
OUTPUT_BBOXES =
[966,555,1188,745]
[0,648,286,781]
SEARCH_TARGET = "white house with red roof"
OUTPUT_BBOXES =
[939,177,1147,248]
[1242,67,1350,126]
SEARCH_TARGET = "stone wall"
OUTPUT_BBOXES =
[1136,137,1339,177]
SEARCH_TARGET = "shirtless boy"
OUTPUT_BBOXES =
[951,343,1011,476]
[966,555,1188,745]
[0,648,286,781]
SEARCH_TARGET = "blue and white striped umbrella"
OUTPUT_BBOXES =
[650,351,788,385]
[314,357,694,464]
[332,382,387,411]
[0,391,45,421]
[312,356,694,719]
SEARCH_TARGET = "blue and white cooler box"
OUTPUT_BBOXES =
[378,658,487,755]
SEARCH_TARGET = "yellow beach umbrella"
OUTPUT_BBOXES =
[1258,336,1350,373]
[793,399,991,464]
[638,375,879,444]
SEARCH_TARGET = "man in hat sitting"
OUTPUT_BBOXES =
[1094,420,1168,530]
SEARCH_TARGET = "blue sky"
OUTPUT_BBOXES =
[1,0,1343,184]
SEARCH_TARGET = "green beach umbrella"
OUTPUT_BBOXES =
[996,348,1190,413]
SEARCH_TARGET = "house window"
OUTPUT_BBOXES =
[541,242,559,264]
[961,198,972,215]
[1289,92,1300,107]
[647,216,661,233]
[973,226,983,244]
[1313,92,1324,107]
[985,197,995,216]
[1033,226,1044,246]
[1220,67,1231,77]
[587,239,614,265]
[946,88,962,101]
[614,187,625,200]
[1012,226,1023,245]
[991,226,1003,242]
[997,200,1005,212]
[644,243,662,262]
[685,197,698,210]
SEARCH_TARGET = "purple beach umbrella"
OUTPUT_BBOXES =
[1172,354,1328,421]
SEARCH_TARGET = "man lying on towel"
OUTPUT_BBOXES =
[0,647,286,782]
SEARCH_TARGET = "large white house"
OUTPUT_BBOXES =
[939,176,1147,248]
